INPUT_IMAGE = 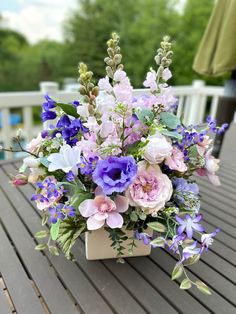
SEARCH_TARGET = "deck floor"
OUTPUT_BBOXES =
[0,126,235,314]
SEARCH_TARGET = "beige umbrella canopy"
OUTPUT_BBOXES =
[193,0,236,77]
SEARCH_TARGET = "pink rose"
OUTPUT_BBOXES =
[125,161,173,215]
[165,147,187,172]
[26,133,43,154]
[79,187,129,230]
[196,135,212,156]
[143,132,172,164]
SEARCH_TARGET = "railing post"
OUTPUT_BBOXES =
[2,108,12,159]
[184,80,206,125]
[39,81,59,129]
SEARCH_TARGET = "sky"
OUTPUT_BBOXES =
[0,0,77,44]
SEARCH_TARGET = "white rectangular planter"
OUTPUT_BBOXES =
[85,228,152,260]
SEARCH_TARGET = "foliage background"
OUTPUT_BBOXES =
[0,0,223,92]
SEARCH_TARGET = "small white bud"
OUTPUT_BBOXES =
[38,152,43,158]
[16,129,23,137]
[56,133,61,138]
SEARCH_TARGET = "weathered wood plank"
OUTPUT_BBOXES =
[0,287,12,314]
[0,172,79,314]
[0,222,44,314]
[150,250,236,314]
[3,164,146,314]
[127,257,210,314]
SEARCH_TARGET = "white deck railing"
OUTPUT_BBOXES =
[0,80,224,159]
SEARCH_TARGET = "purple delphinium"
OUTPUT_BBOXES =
[172,177,200,212]
[55,115,88,146]
[201,228,220,252]
[41,94,57,122]
[92,156,137,195]
[175,214,204,239]
[77,156,99,175]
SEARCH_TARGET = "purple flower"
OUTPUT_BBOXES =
[41,95,57,122]
[182,241,201,261]
[92,156,137,195]
[175,214,204,239]
[66,170,75,182]
[201,228,220,252]
[134,231,152,245]
[218,123,228,135]
[77,156,99,175]
[63,205,76,217]
[48,205,65,224]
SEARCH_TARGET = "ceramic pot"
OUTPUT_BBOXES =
[85,227,152,260]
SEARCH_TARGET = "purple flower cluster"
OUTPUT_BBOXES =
[77,156,99,175]
[41,95,57,122]
[206,116,228,135]
[134,231,152,245]
[172,177,200,212]
[55,115,88,146]
[49,204,76,224]
[92,156,137,195]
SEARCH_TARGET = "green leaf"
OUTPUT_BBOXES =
[147,222,166,233]
[49,246,60,256]
[136,108,154,124]
[39,157,50,168]
[130,211,138,222]
[171,264,184,280]
[35,243,48,251]
[71,192,92,209]
[57,103,79,117]
[50,220,60,241]
[34,230,48,239]
[160,129,182,140]
[180,278,192,290]
[42,213,49,226]
[196,281,211,295]
[186,254,201,265]
[19,162,28,173]
[160,112,180,129]
[150,237,165,247]
[57,219,85,260]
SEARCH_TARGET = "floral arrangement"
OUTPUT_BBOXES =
[4,33,228,294]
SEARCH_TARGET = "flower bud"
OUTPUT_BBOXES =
[78,86,87,95]
[113,54,122,64]
[10,173,28,186]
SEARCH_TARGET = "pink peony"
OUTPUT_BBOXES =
[165,147,187,172]
[125,161,173,215]
[79,187,129,230]
[143,132,172,164]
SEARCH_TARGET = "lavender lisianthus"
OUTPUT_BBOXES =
[92,156,137,195]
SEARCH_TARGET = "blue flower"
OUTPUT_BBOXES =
[92,156,137,195]
[48,206,65,224]
[201,228,220,252]
[175,214,204,239]
[77,156,98,175]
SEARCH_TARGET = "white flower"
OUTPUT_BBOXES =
[143,132,172,164]
[48,144,81,175]
[162,68,172,81]
[98,76,113,93]
[84,117,100,133]
[23,156,40,168]
[77,103,90,118]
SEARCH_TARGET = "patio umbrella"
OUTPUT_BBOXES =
[193,0,236,77]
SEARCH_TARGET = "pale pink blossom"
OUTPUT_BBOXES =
[98,76,113,93]
[26,133,43,154]
[84,117,100,133]
[77,103,89,118]
[197,149,220,186]
[79,187,129,230]
[196,136,212,156]
[99,117,116,138]
[113,69,127,82]
[125,161,173,215]
[96,93,116,114]
[162,68,172,81]
[100,134,122,156]
[113,70,133,104]
[77,136,98,160]
[143,70,157,91]
[132,95,158,110]
[165,147,187,172]
[28,167,45,184]
[143,132,172,164]
[156,85,177,110]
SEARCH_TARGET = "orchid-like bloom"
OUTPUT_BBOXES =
[175,214,205,239]
[79,187,129,230]
[201,228,220,252]
[48,144,81,175]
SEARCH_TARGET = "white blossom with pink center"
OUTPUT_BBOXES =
[125,161,173,215]
[165,146,187,172]
[79,187,129,230]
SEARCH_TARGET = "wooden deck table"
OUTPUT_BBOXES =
[0,125,235,314]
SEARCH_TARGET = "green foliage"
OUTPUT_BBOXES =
[50,220,61,241]
[171,263,184,280]
[147,221,166,233]
[196,281,211,295]
[180,278,192,290]
[56,103,79,117]
[34,230,48,238]
[160,112,180,129]
[57,219,86,260]
[105,227,128,257]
